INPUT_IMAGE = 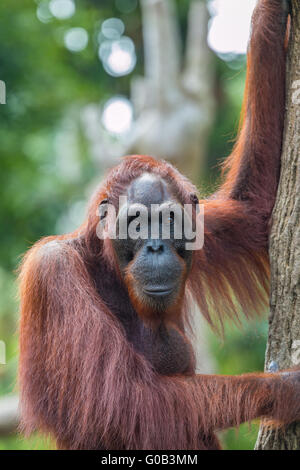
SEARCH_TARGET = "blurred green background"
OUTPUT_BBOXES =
[0,0,268,450]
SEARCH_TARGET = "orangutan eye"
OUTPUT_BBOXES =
[167,213,175,224]
[127,212,142,235]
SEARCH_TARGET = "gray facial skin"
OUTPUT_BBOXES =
[112,173,193,312]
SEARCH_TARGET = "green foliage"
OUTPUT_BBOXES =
[0,433,54,450]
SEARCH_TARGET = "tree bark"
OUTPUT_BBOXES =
[255,0,300,450]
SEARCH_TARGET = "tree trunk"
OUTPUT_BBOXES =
[255,0,300,450]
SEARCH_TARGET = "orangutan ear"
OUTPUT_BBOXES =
[190,193,199,212]
[190,193,199,206]
[98,198,109,223]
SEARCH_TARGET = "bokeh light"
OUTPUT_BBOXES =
[101,18,125,40]
[102,97,133,134]
[208,0,256,56]
[64,27,89,52]
[99,36,136,77]
[49,0,75,20]
[115,0,137,14]
[36,1,53,23]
